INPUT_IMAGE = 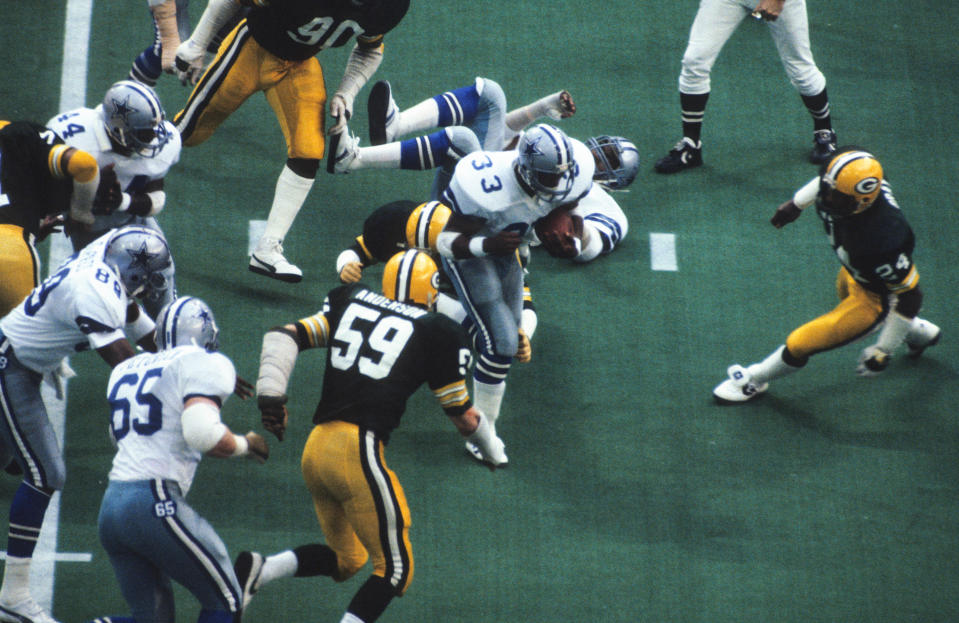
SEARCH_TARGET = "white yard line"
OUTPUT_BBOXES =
[649,232,678,271]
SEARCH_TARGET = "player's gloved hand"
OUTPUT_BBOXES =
[328,92,353,135]
[174,39,206,86]
[93,164,122,214]
[484,231,522,256]
[234,375,254,400]
[771,200,803,228]
[515,328,531,363]
[243,431,270,464]
[258,394,289,441]
[857,345,891,376]
[339,261,364,283]
[540,229,581,259]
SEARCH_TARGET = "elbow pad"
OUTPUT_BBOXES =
[181,401,227,453]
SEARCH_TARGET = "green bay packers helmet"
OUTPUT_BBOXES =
[817,149,883,217]
[405,201,451,250]
[382,249,440,310]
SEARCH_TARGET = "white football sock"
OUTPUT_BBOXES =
[394,98,439,138]
[473,379,506,427]
[340,613,365,623]
[0,556,31,604]
[354,143,403,169]
[747,345,800,384]
[259,550,298,586]
[263,165,314,242]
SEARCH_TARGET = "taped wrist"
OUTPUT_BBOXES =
[126,306,156,342]
[468,236,488,258]
[257,329,299,398]
[336,249,363,274]
[230,433,249,457]
[188,0,239,50]
[335,44,384,106]
[182,402,226,453]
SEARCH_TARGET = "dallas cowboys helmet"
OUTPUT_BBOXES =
[515,124,577,203]
[100,80,170,158]
[587,135,640,190]
[103,226,173,300]
[155,296,220,351]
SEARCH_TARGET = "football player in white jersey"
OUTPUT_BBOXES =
[433,123,585,464]
[88,296,267,623]
[47,81,180,252]
[327,76,639,263]
[0,226,171,623]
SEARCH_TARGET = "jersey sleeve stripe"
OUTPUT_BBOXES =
[47,144,69,179]
[297,314,329,348]
[887,265,919,292]
[432,380,470,408]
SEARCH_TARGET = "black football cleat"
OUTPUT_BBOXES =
[809,129,837,164]
[654,137,702,174]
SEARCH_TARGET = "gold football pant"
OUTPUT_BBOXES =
[785,267,887,359]
[174,20,327,159]
[0,225,40,317]
[301,421,413,595]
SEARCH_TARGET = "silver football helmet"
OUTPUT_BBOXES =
[587,135,640,190]
[103,226,173,301]
[515,124,577,203]
[100,80,170,158]
[155,296,220,351]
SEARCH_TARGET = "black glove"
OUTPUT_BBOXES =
[258,394,289,441]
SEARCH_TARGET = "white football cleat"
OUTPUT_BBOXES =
[465,440,508,468]
[249,237,303,283]
[368,80,399,145]
[905,319,941,358]
[713,364,768,404]
[234,550,264,609]
[326,129,360,174]
[0,597,62,623]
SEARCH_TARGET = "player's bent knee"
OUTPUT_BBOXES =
[333,553,369,582]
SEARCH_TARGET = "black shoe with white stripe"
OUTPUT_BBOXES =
[654,137,702,174]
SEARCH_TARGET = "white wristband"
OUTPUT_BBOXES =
[126,306,156,342]
[468,236,488,257]
[336,249,362,274]
[117,192,132,213]
[231,433,249,457]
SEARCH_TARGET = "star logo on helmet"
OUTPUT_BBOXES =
[126,241,161,270]
[111,95,135,123]
[523,137,545,158]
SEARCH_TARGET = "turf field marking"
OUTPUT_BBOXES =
[650,233,678,271]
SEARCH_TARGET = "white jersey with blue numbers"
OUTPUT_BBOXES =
[442,152,557,242]
[107,345,236,495]
[443,139,594,243]
[46,106,181,192]
[0,232,129,373]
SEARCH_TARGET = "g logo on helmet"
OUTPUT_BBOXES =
[855,177,880,195]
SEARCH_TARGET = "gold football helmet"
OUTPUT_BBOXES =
[405,201,451,250]
[818,149,883,217]
[382,249,440,310]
